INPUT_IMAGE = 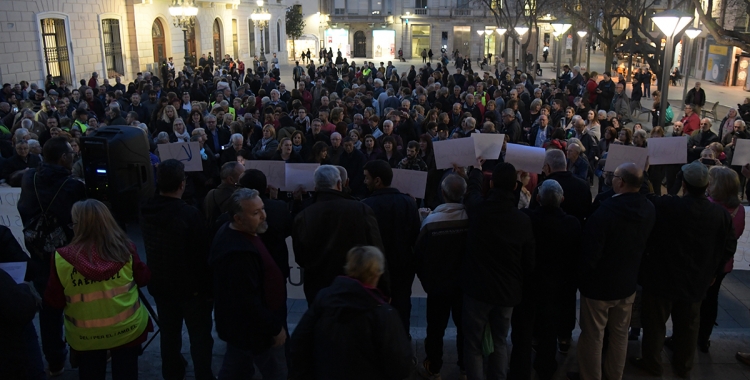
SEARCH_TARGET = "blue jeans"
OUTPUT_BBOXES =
[218,343,287,380]
[462,295,513,380]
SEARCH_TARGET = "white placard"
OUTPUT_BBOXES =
[504,144,547,174]
[245,161,286,189]
[283,164,320,191]
[0,187,28,255]
[391,169,428,199]
[603,144,649,172]
[157,142,203,172]
[433,138,478,169]
[0,262,26,284]
[647,137,687,165]
[732,139,750,166]
[473,133,505,160]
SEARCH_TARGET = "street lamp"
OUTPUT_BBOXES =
[477,30,485,61]
[681,27,701,105]
[652,9,693,128]
[496,28,507,66]
[168,0,198,66]
[514,26,529,71]
[550,19,572,80]
[251,0,272,63]
[577,30,587,67]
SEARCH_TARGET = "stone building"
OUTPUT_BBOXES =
[0,0,291,87]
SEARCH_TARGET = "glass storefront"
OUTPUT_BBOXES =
[325,29,350,58]
[372,30,396,60]
[411,25,431,57]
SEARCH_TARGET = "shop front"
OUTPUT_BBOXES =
[372,30,396,60]
[325,28,350,58]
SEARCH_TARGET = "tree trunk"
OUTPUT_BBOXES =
[604,43,615,75]
[292,39,296,61]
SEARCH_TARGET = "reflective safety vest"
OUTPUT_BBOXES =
[474,91,487,107]
[73,119,88,134]
[55,252,148,351]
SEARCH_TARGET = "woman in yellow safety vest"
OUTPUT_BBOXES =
[43,199,152,379]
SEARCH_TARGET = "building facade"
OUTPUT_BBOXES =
[319,0,542,64]
[0,0,291,87]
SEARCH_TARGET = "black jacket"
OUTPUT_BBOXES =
[290,276,413,380]
[687,129,719,162]
[18,163,86,278]
[522,206,581,296]
[209,224,285,353]
[642,194,737,302]
[462,169,535,306]
[361,188,421,276]
[1,153,41,182]
[415,204,469,295]
[140,195,212,298]
[579,192,655,301]
[205,127,230,154]
[529,171,591,224]
[259,196,293,278]
[338,149,367,197]
[292,189,386,300]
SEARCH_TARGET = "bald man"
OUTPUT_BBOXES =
[577,163,655,380]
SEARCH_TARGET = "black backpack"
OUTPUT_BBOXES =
[23,174,71,258]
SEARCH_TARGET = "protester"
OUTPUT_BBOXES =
[43,199,152,380]
[210,188,288,380]
[292,165,384,304]
[140,159,215,380]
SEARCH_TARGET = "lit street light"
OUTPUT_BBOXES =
[250,0,272,63]
[652,9,693,128]
[496,28,507,66]
[514,26,529,71]
[577,30,587,67]
[681,28,702,106]
[550,19,572,80]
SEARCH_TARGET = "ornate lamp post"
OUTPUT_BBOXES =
[168,0,198,66]
[251,0,272,63]
[496,27,507,65]
[652,9,693,127]
[477,30,485,61]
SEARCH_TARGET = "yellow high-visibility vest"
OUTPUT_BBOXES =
[55,252,148,351]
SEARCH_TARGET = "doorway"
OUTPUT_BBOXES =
[152,19,166,65]
[411,25,431,57]
[354,31,366,57]
[213,19,223,60]
[453,26,470,57]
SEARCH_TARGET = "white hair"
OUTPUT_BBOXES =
[545,149,567,172]
[539,179,564,208]
[314,165,342,190]
[230,133,243,143]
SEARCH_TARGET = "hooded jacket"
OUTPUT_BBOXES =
[140,195,212,298]
[579,192,655,301]
[290,276,413,380]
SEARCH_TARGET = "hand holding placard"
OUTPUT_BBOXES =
[504,144,546,174]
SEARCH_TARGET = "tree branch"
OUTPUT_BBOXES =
[692,0,750,52]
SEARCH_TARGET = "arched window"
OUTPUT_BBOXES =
[354,31,366,57]
[41,18,73,84]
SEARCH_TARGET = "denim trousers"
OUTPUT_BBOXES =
[218,343,287,380]
[462,295,513,380]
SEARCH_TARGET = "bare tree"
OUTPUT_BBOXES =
[692,0,750,52]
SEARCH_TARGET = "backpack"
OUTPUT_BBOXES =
[23,174,71,259]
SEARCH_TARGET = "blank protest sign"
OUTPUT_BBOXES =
[283,163,320,191]
[647,137,687,165]
[733,139,750,166]
[504,144,546,174]
[245,160,286,189]
[603,144,648,172]
[433,138,478,169]
[391,169,428,198]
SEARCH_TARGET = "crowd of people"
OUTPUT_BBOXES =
[1,50,750,380]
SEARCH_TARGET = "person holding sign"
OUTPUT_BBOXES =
[362,160,421,333]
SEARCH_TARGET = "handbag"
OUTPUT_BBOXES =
[23,173,71,258]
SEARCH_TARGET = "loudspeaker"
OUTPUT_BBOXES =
[81,126,154,222]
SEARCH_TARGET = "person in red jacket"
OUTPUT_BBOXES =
[681,104,701,136]
[586,71,599,107]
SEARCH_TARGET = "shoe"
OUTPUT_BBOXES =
[47,363,65,377]
[663,336,675,351]
[629,357,662,376]
[628,327,641,341]
[736,352,750,366]
[416,360,442,380]
[558,339,571,354]
[698,339,710,353]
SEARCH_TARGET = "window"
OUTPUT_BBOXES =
[524,0,536,16]
[490,0,502,10]
[102,19,124,77]
[213,19,223,59]
[416,0,427,8]
[248,19,256,56]
[611,17,629,30]
[232,19,238,59]
[40,18,72,85]
[152,19,167,64]
[349,0,369,15]
[264,27,270,53]
[334,0,345,14]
